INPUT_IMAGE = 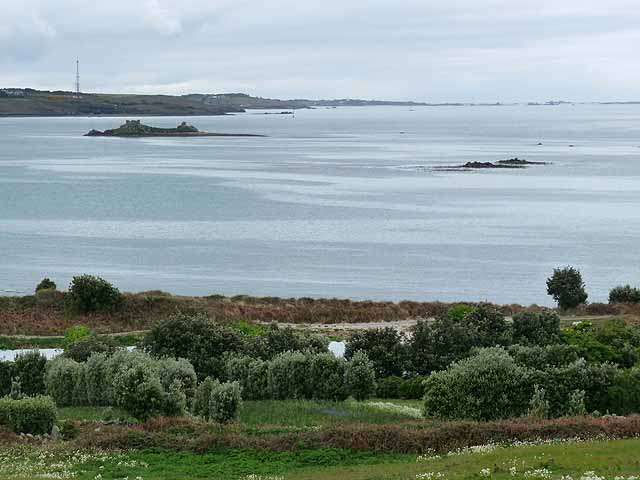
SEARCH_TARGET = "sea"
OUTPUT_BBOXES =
[1,105,639,306]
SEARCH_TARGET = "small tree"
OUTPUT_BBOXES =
[609,285,640,304]
[66,275,122,313]
[36,278,56,292]
[546,266,588,310]
[14,352,47,396]
[512,310,562,346]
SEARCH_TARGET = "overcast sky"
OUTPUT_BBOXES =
[2,0,640,102]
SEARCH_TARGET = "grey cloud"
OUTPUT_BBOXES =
[2,0,640,101]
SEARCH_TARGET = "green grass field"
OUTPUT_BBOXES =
[1,438,639,479]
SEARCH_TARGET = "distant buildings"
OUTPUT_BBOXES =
[0,88,25,97]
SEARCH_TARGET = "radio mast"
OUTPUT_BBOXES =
[75,59,81,97]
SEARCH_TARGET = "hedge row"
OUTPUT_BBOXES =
[225,351,376,401]
[45,351,197,420]
[0,395,57,435]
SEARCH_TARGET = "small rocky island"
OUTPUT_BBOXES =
[434,157,550,171]
[85,120,265,137]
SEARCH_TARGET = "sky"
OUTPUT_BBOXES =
[2,0,640,102]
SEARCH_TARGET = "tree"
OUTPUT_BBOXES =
[66,275,122,313]
[546,266,588,310]
[609,285,640,304]
[35,278,56,292]
[344,351,376,401]
[344,328,407,378]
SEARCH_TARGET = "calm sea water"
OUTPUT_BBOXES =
[1,105,640,305]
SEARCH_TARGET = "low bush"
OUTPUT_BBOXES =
[64,335,118,362]
[14,352,47,396]
[45,357,87,407]
[609,285,640,304]
[424,348,533,421]
[85,353,110,406]
[209,380,242,424]
[308,353,349,401]
[398,376,427,399]
[249,324,328,360]
[66,275,122,313]
[225,356,269,401]
[375,376,403,399]
[508,344,580,369]
[268,351,310,400]
[0,395,57,434]
[158,358,197,407]
[193,377,217,420]
[64,325,92,346]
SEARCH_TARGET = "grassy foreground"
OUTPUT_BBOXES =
[1,438,639,479]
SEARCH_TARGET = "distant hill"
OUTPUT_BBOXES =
[0,88,427,117]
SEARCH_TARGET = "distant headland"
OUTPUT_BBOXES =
[85,120,265,138]
[0,88,428,117]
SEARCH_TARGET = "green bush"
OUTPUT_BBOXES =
[249,324,329,360]
[14,352,47,396]
[0,395,57,434]
[508,344,580,369]
[609,285,640,304]
[375,376,403,398]
[64,335,117,362]
[268,351,310,400]
[64,325,92,347]
[308,353,348,401]
[0,362,15,397]
[398,376,427,399]
[158,358,197,407]
[562,319,640,367]
[35,278,56,292]
[209,380,242,424]
[345,328,407,378]
[66,275,122,313]
[512,310,562,346]
[607,368,640,415]
[45,357,87,407]
[225,356,269,401]
[193,377,217,420]
[85,353,110,406]
[344,351,376,401]
[424,348,533,421]
[546,266,588,310]
[111,357,165,421]
[144,313,244,380]
[464,304,511,347]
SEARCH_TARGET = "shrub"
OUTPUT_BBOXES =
[567,389,587,416]
[64,325,92,347]
[85,353,110,406]
[344,328,407,378]
[35,278,56,292]
[607,368,640,415]
[528,385,550,419]
[0,362,15,397]
[144,313,244,380]
[209,381,242,424]
[562,319,639,367]
[344,351,376,401]
[249,324,328,360]
[193,377,217,420]
[158,358,197,407]
[308,353,348,401]
[225,356,269,401]
[268,351,310,400]
[609,285,640,304]
[424,348,533,421]
[66,275,122,313]
[546,266,588,310]
[64,335,117,362]
[512,310,562,346]
[45,357,87,407]
[464,303,511,347]
[398,376,427,399]
[375,376,403,398]
[508,344,580,369]
[0,395,57,434]
[14,352,47,396]
[111,358,165,421]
